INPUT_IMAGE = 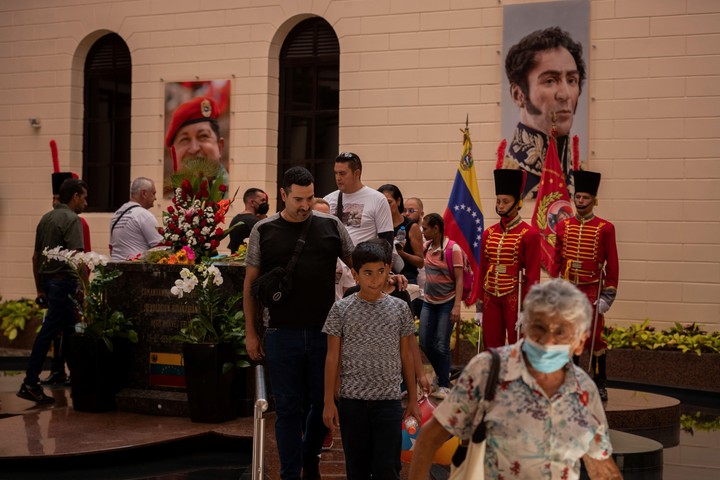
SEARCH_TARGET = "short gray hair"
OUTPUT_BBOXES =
[520,279,592,336]
[131,177,154,197]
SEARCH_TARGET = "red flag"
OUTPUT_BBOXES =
[531,131,573,272]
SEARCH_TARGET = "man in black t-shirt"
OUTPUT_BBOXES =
[243,167,353,480]
[227,187,268,252]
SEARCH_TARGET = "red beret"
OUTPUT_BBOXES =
[165,97,219,148]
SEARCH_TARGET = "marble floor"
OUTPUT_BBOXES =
[1,371,719,479]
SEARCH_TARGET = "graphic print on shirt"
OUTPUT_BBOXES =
[340,202,365,227]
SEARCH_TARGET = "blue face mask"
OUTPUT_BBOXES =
[522,337,571,373]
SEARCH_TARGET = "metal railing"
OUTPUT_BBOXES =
[251,364,268,480]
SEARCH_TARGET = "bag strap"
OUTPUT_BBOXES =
[285,214,313,275]
[471,348,501,443]
[445,240,456,281]
[335,192,344,220]
[111,204,141,234]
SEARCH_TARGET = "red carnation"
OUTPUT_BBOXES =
[215,227,224,237]
[194,228,201,236]
[210,239,219,250]
[158,228,165,235]
[167,205,175,214]
[219,184,227,192]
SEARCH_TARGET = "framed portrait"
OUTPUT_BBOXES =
[501,0,590,199]
[163,80,231,198]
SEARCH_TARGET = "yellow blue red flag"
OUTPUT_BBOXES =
[443,126,483,305]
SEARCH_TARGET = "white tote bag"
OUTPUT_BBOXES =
[448,348,501,480]
[448,434,487,479]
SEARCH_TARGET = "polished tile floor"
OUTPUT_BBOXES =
[1,371,719,479]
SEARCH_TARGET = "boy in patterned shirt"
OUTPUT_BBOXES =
[323,239,421,479]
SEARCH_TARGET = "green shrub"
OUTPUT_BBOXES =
[0,298,44,341]
[604,320,720,355]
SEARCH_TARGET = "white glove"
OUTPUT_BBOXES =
[596,298,610,315]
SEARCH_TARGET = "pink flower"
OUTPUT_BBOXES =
[182,246,195,262]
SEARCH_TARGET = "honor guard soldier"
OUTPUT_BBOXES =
[552,170,619,402]
[480,165,540,349]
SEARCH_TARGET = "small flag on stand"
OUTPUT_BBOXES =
[531,125,574,272]
[443,117,483,306]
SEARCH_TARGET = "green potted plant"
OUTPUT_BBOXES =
[603,320,720,393]
[170,261,249,423]
[0,298,45,349]
[44,247,137,412]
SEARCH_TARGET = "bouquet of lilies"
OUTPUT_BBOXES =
[170,262,248,369]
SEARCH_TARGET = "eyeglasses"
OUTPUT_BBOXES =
[404,208,418,214]
[525,319,577,344]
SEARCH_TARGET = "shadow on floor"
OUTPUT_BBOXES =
[0,435,252,480]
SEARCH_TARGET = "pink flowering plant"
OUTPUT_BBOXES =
[159,158,235,261]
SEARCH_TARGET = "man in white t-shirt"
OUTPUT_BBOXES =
[110,177,162,261]
[323,152,394,246]
[313,198,355,301]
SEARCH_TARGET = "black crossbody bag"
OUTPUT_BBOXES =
[251,215,313,306]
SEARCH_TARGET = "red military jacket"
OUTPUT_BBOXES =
[551,212,619,294]
[480,214,541,297]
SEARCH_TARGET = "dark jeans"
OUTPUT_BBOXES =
[418,299,454,388]
[265,326,328,480]
[50,334,66,375]
[24,278,79,385]
[338,398,403,480]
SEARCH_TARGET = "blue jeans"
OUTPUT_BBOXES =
[338,398,402,480]
[265,327,328,480]
[418,300,454,388]
[24,278,79,385]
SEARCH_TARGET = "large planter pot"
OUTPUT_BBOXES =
[66,334,130,412]
[605,349,720,394]
[183,342,238,423]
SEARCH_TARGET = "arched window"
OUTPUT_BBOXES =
[83,33,131,212]
[279,18,339,199]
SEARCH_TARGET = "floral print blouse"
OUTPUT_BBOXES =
[433,340,612,479]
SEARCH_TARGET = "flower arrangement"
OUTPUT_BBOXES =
[159,157,235,261]
[43,247,137,351]
[170,262,249,370]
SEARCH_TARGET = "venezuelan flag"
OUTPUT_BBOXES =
[149,352,186,388]
[443,126,483,305]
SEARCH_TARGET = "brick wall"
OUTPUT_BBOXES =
[0,0,718,331]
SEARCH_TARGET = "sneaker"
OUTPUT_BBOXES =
[594,377,608,403]
[322,431,334,451]
[17,383,55,404]
[598,386,608,403]
[431,387,451,400]
[40,371,68,385]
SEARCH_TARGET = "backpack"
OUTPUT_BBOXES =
[444,240,475,304]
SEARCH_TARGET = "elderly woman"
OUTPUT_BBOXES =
[409,279,621,480]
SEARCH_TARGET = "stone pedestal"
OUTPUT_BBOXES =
[106,262,246,416]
